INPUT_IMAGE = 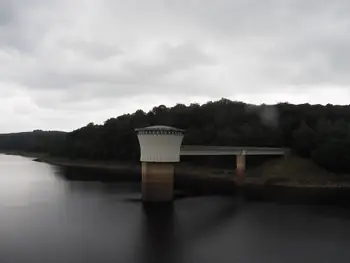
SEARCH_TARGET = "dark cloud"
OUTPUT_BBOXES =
[1,0,350,132]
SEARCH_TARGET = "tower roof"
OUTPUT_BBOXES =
[135,125,184,132]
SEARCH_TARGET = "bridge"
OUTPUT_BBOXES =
[135,125,288,203]
[180,145,288,156]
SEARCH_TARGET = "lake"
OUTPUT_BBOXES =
[1,154,350,263]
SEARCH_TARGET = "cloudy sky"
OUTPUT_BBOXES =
[1,0,350,132]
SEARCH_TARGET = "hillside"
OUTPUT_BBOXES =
[2,98,350,174]
[61,99,350,174]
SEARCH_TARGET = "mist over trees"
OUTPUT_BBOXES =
[1,99,350,173]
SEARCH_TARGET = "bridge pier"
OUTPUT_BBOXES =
[136,126,184,202]
[236,153,246,184]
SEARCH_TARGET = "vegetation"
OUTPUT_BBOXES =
[0,130,66,155]
[2,99,350,174]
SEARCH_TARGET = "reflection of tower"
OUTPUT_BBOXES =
[135,126,184,202]
[140,203,179,263]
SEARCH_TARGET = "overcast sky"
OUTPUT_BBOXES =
[1,0,350,132]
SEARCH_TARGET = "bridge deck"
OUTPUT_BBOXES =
[180,145,288,156]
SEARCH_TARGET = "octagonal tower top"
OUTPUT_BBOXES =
[135,125,185,162]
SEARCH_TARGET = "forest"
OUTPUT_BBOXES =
[1,98,350,173]
[0,130,66,155]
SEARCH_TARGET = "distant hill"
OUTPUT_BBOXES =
[0,130,67,155]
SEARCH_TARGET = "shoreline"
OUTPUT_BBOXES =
[35,156,141,173]
[38,156,350,190]
[3,152,350,191]
[33,156,350,204]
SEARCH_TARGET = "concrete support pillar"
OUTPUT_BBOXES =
[142,162,175,202]
[135,126,184,203]
[236,154,246,184]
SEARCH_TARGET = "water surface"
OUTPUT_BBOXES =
[1,154,350,263]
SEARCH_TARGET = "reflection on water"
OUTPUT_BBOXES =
[139,203,179,263]
[2,154,350,263]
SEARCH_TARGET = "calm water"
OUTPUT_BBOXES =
[1,154,350,263]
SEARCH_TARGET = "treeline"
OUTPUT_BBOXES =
[62,99,350,173]
[0,130,66,154]
[2,99,350,173]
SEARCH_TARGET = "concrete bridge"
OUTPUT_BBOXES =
[180,145,288,156]
[135,125,287,203]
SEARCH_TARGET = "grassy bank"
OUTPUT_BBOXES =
[245,156,350,189]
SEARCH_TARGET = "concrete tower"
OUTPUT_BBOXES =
[135,125,185,202]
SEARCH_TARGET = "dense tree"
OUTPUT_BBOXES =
[2,99,350,173]
[293,121,316,157]
[0,131,66,154]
